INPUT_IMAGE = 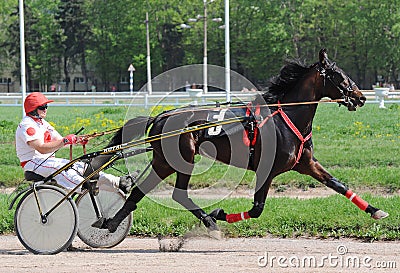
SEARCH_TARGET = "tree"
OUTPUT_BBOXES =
[5,4,41,91]
[85,0,146,91]
[1,0,400,91]
[0,0,15,72]
[56,0,90,92]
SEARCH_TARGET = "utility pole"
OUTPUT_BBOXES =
[146,12,152,94]
[225,0,230,102]
[203,0,208,93]
[19,0,27,116]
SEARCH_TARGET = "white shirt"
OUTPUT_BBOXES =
[15,115,62,163]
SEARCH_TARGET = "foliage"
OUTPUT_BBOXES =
[55,0,90,92]
[0,194,14,234]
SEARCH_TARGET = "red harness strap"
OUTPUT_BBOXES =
[226,103,313,224]
[243,103,260,146]
[257,102,312,167]
[276,106,312,166]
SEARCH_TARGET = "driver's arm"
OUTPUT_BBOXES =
[27,137,64,154]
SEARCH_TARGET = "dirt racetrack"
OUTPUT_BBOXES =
[0,234,399,272]
[1,187,399,272]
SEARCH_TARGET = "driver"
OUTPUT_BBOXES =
[15,92,134,194]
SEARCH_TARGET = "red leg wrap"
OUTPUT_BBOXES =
[345,190,368,211]
[226,212,250,223]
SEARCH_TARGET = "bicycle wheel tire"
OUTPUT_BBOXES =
[14,185,78,255]
[76,190,132,248]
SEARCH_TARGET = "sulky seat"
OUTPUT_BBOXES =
[24,171,45,182]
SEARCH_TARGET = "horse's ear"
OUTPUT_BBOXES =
[319,48,328,66]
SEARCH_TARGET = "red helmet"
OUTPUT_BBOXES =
[24,92,54,114]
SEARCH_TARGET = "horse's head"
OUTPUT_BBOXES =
[317,49,366,111]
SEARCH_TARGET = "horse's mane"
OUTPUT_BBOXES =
[257,59,315,104]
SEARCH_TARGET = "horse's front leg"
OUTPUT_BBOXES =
[101,158,175,233]
[294,149,388,220]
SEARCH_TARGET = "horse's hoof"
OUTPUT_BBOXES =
[91,217,105,228]
[371,210,389,220]
[202,215,220,231]
[100,218,119,233]
[209,208,227,221]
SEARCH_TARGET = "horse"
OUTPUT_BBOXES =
[98,49,388,233]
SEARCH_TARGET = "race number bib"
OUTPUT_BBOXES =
[207,109,228,136]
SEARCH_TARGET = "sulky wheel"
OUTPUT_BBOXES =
[14,185,78,254]
[75,189,132,248]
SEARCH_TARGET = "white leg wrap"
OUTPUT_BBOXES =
[98,172,120,191]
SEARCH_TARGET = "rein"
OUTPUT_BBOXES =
[154,98,345,120]
[74,99,343,161]
[80,127,121,140]
[78,99,343,141]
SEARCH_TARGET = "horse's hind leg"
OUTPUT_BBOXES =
[102,161,175,232]
[172,172,219,230]
[171,134,218,230]
[294,150,388,220]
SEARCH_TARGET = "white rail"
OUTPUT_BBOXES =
[0,91,399,107]
[0,91,258,107]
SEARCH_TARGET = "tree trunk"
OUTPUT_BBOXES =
[64,57,70,92]
[81,51,89,92]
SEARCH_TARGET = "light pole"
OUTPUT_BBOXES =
[224,0,230,103]
[181,0,221,94]
[145,12,152,94]
[203,0,208,93]
[19,0,27,116]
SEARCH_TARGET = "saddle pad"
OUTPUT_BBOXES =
[204,107,247,138]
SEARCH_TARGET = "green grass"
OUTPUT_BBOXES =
[0,103,399,239]
[2,192,399,240]
[0,194,14,234]
[131,194,400,240]
[0,103,399,188]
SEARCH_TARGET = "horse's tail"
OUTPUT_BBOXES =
[106,116,155,148]
[83,117,154,178]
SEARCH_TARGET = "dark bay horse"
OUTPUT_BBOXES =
[100,49,388,233]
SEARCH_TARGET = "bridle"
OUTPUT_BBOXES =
[316,61,362,110]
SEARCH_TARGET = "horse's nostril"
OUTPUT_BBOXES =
[355,96,366,106]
